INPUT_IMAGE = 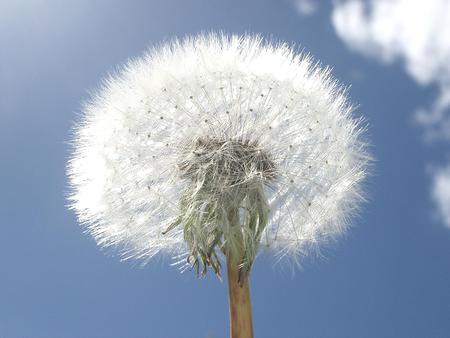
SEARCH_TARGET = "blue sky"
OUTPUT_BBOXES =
[1,1,450,337]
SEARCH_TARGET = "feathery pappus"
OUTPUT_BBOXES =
[68,33,369,276]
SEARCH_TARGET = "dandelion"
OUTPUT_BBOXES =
[68,33,369,338]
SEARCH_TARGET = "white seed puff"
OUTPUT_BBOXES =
[68,33,369,271]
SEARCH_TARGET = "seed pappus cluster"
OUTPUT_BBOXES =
[68,33,369,277]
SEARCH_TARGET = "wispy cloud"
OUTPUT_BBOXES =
[330,0,450,227]
[432,164,450,228]
[293,0,318,16]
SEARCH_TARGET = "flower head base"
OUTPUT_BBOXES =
[178,137,276,187]
[68,33,369,276]
[169,136,276,276]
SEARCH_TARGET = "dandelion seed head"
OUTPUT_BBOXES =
[68,33,369,273]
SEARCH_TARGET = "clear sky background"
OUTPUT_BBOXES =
[1,1,450,337]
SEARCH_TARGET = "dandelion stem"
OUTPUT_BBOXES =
[227,256,254,338]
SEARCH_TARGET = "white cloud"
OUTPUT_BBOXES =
[330,0,450,227]
[331,0,450,141]
[415,84,450,142]
[294,0,318,16]
[432,164,450,228]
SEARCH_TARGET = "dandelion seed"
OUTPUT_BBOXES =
[68,33,370,338]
